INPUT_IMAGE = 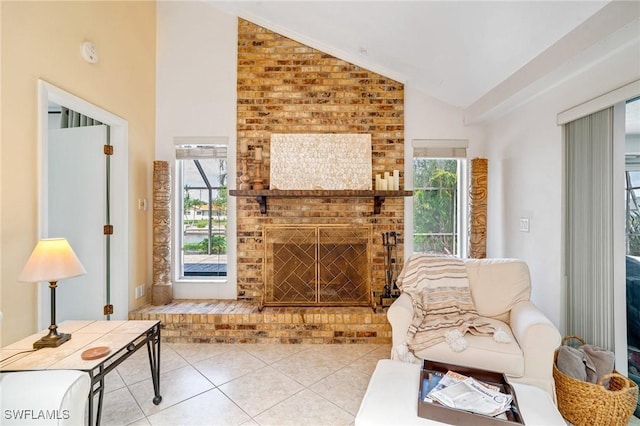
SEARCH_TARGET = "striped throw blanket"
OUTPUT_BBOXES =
[397,255,498,353]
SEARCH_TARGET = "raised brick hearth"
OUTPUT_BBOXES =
[128,300,391,345]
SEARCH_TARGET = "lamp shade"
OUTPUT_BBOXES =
[18,238,86,283]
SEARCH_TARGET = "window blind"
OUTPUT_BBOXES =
[565,107,614,350]
[175,144,227,160]
[413,139,468,158]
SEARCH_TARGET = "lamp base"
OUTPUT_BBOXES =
[33,332,71,349]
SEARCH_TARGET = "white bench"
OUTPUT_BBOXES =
[356,359,565,425]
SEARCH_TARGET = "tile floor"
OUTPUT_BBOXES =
[97,342,392,426]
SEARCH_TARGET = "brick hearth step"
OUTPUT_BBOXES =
[128,300,391,344]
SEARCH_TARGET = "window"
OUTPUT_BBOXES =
[411,140,468,257]
[175,144,228,279]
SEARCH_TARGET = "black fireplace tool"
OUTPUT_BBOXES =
[381,231,401,306]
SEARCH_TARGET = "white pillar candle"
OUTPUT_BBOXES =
[240,140,248,154]
[393,170,400,190]
[254,147,263,161]
[375,174,382,190]
[379,177,388,190]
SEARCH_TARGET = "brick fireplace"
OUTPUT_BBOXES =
[129,19,405,344]
[235,19,406,306]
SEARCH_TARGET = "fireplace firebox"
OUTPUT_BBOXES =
[263,225,372,309]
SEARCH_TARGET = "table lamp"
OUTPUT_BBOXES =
[19,238,86,348]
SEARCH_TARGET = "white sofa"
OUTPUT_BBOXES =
[387,258,561,396]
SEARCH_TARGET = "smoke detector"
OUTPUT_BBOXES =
[80,41,98,64]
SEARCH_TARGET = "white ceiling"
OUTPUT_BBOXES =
[209,0,613,110]
[207,0,640,130]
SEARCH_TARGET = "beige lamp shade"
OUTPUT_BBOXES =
[19,238,86,283]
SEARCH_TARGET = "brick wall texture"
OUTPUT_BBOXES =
[236,19,405,304]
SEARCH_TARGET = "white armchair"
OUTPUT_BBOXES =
[0,369,90,425]
[387,258,561,396]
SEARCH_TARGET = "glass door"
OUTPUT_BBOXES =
[624,97,640,416]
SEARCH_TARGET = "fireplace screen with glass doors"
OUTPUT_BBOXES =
[264,225,372,307]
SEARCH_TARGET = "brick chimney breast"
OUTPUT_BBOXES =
[236,19,405,305]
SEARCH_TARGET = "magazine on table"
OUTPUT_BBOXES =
[423,370,513,417]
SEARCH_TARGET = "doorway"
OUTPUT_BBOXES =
[48,124,108,320]
[37,80,129,326]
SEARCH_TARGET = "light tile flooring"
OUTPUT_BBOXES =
[98,343,391,426]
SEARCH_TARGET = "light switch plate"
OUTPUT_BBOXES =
[519,218,530,232]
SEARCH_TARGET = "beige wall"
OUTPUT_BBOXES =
[0,1,156,345]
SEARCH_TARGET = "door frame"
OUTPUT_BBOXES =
[37,80,129,326]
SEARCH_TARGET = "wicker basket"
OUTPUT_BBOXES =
[553,336,639,426]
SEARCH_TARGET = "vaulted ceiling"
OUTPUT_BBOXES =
[208,1,639,123]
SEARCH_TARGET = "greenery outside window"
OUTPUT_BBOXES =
[412,140,468,257]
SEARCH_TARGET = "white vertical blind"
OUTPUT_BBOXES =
[565,107,614,350]
[60,106,103,128]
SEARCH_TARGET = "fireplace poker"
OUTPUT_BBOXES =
[382,231,399,298]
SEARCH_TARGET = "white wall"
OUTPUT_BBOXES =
[156,2,238,298]
[156,1,237,161]
[405,88,485,158]
[483,40,640,328]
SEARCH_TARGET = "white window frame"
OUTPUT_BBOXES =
[172,136,237,299]
[405,139,469,260]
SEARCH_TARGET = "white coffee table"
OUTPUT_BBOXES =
[356,359,566,425]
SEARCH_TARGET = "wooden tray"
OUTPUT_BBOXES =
[418,359,524,425]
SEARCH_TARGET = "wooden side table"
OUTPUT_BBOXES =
[0,320,162,426]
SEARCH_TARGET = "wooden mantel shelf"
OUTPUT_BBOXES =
[229,189,413,215]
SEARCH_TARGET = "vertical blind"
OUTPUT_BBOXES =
[565,107,614,350]
[60,106,103,128]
